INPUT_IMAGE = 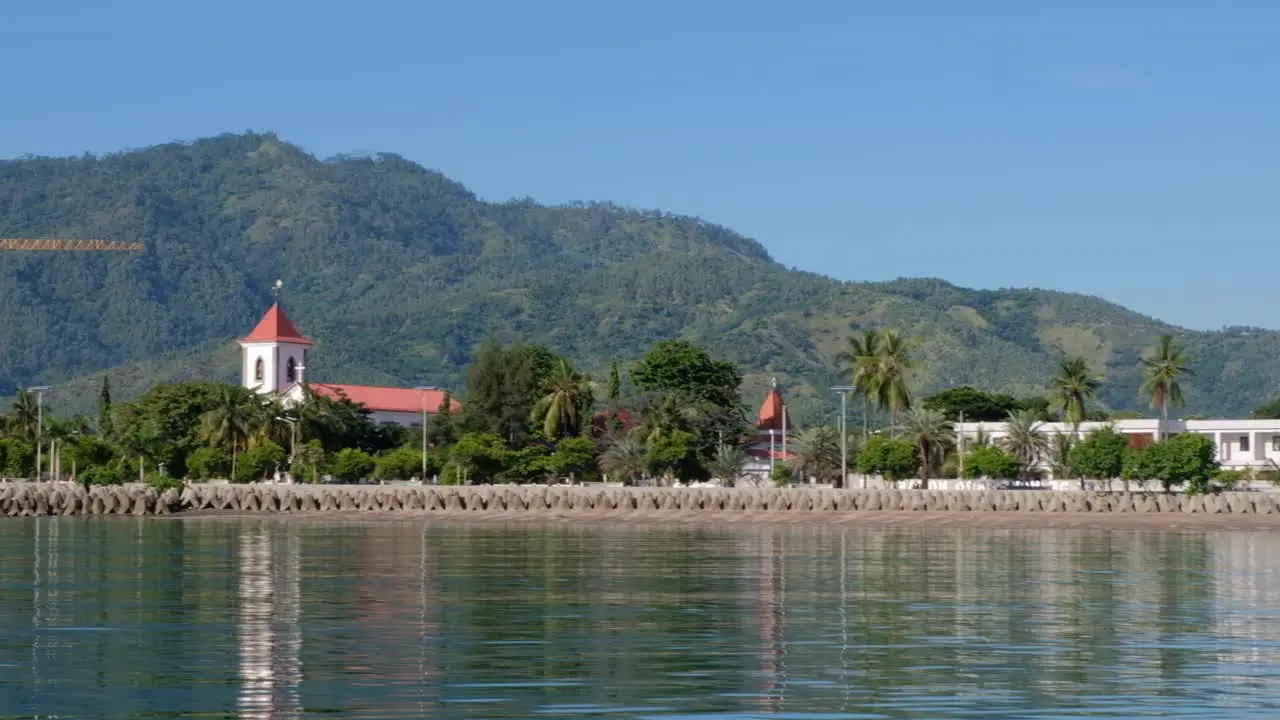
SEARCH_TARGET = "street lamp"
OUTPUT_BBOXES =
[30,386,51,482]
[414,387,438,484]
[276,416,298,475]
[831,386,854,489]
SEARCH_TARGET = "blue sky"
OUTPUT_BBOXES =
[3,0,1277,330]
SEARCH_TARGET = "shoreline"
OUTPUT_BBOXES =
[166,508,1280,531]
[4,483,1280,531]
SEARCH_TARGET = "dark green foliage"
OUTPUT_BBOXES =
[234,441,287,483]
[79,463,126,487]
[372,448,428,481]
[1068,428,1129,482]
[328,448,376,483]
[1213,469,1248,491]
[448,432,509,483]
[98,377,113,438]
[425,390,458,446]
[923,386,1020,422]
[963,445,1019,480]
[856,435,920,482]
[185,446,229,480]
[0,438,34,477]
[631,340,741,410]
[547,437,598,479]
[1124,433,1219,494]
[645,429,706,482]
[1252,398,1280,419]
[461,339,546,446]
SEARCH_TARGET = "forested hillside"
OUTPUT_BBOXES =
[2,132,1278,420]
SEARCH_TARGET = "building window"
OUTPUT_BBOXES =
[1272,436,1280,452]
[286,357,297,383]
[1240,435,1250,452]
[254,358,265,382]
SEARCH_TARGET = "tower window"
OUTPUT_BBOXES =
[254,358,265,382]
[286,357,297,383]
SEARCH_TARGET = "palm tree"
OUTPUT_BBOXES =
[530,359,594,439]
[1048,433,1075,486]
[872,329,914,430]
[847,329,882,440]
[200,387,258,478]
[601,437,648,486]
[1049,357,1101,438]
[788,426,843,485]
[631,393,703,446]
[706,443,749,486]
[1001,409,1050,482]
[1140,334,1193,423]
[7,388,39,441]
[896,407,954,489]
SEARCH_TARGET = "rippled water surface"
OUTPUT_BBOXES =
[4,520,1280,718]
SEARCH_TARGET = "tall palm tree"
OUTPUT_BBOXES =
[631,393,703,446]
[788,426,843,485]
[530,359,594,439]
[1048,433,1075,486]
[200,387,258,478]
[1001,409,1050,482]
[896,407,954,489]
[873,330,914,430]
[706,443,749,486]
[7,388,40,441]
[1049,357,1101,438]
[601,437,648,486]
[1140,334,1193,422]
[847,329,882,440]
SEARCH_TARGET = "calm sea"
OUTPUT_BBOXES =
[2,518,1280,719]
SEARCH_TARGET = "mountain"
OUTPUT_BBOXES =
[2,132,1278,422]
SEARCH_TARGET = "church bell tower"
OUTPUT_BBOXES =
[239,299,312,395]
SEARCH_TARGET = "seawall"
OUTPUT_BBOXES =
[2,482,1280,520]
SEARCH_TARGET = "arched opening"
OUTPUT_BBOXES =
[254,358,265,383]
[286,357,297,383]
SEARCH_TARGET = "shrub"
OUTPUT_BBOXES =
[1213,469,1249,492]
[234,441,287,483]
[79,463,126,487]
[857,435,920,483]
[372,448,427,481]
[186,447,230,480]
[329,448,376,483]
[963,445,1019,480]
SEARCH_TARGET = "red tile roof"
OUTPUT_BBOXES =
[307,383,460,414]
[755,388,792,431]
[241,304,312,345]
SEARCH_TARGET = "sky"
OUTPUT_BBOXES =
[2,0,1278,330]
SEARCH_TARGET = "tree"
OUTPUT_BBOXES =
[373,448,430,482]
[1252,398,1280,419]
[645,429,704,484]
[1140,334,1193,422]
[199,387,259,479]
[448,432,510,483]
[529,359,593,439]
[963,445,1019,480]
[606,357,622,403]
[425,390,458,447]
[923,386,1019,422]
[1136,433,1219,494]
[856,435,919,484]
[461,339,545,446]
[98,377,113,439]
[602,437,648,486]
[186,446,230,480]
[234,440,287,483]
[630,340,741,411]
[1000,409,1050,481]
[1049,434,1076,487]
[896,407,953,488]
[329,448,376,483]
[8,389,39,442]
[858,329,913,429]
[1068,427,1129,490]
[847,329,882,439]
[1049,357,1102,436]
[788,426,843,485]
[293,440,326,483]
[547,437,598,480]
[706,443,748,486]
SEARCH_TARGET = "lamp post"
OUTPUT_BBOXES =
[414,387,436,483]
[277,416,298,475]
[831,386,854,489]
[30,386,51,482]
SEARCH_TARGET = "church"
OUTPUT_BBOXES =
[238,303,460,425]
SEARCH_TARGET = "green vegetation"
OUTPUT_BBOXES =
[3,132,1277,423]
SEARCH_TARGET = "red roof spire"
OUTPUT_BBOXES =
[756,383,791,432]
[241,303,312,345]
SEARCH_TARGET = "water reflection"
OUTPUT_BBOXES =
[3,520,1280,718]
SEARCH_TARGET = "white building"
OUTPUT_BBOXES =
[239,303,459,426]
[955,418,1280,473]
